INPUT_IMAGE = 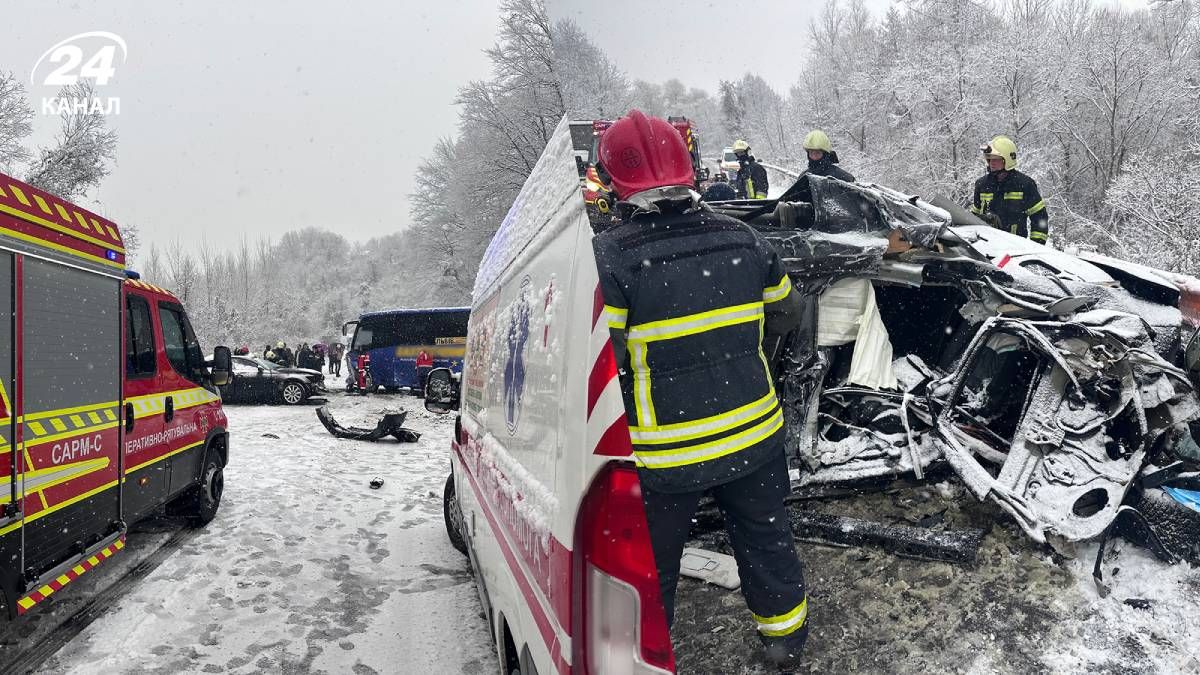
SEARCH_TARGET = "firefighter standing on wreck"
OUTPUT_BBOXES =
[593,110,811,669]
[971,136,1049,244]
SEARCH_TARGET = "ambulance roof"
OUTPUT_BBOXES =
[0,172,126,271]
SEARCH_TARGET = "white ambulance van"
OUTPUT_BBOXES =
[425,120,675,674]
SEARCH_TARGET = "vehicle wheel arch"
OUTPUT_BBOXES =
[496,611,522,675]
[279,379,308,404]
[200,428,229,472]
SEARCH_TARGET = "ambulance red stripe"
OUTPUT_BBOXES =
[586,344,616,418]
[453,436,572,674]
[591,285,604,329]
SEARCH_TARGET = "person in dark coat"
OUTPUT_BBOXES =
[594,110,810,669]
[970,135,1049,243]
[702,176,738,201]
[732,139,769,199]
[802,130,855,183]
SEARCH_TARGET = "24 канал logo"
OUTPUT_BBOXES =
[31,31,127,116]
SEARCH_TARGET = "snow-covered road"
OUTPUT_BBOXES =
[28,390,493,674]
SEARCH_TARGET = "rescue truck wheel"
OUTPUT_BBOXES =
[280,381,306,405]
[184,457,225,528]
[444,474,468,556]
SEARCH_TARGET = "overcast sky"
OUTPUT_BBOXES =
[0,0,499,259]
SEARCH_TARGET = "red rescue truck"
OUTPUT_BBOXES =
[0,172,232,617]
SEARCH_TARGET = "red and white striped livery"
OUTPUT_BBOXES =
[437,119,675,674]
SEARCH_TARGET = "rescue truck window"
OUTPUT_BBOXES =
[159,304,205,384]
[126,295,156,377]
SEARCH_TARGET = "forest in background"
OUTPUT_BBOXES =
[6,0,1199,349]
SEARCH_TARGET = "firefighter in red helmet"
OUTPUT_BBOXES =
[592,110,811,668]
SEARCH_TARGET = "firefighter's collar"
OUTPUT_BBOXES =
[619,186,702,217]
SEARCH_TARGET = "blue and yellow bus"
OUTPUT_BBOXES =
[344,307,469,392]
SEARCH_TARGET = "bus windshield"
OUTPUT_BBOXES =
[352,309,469,351]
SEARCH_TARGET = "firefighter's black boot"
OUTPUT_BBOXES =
[761,624,809,671]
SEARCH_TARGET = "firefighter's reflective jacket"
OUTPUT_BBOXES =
[736,158,770,199]
[970,169,1049,243]
[593,202,803,493]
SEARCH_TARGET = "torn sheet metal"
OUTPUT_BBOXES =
[933,314,1198,543]
[712,179,1200,559]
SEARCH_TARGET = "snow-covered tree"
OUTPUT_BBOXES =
[0,71,32,172]
[24,81,118,201]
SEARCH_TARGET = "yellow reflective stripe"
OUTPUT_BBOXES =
[1025,199,1046,215]
[634,408,783,469]
[48,418,67,433]
[629,340,656,427]
[1003,191,1024,199]
[24,400,119,421]
[628,302,764,343]
[753,597,809,637]
[0,479,119,537]
[1030,231,1048,242]
[746,178,755,197]
[630,390,778,445]
[969,204,981,214]
[27,421,47,436]
[604,305,627,330]
[24,421,119,448]
[763,274,792,304]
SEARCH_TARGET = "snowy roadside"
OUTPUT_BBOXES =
[34,392,493,674]
[674,481,1200,674]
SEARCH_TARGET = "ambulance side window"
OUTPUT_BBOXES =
[159,304,206,384]
[126,295,157,377]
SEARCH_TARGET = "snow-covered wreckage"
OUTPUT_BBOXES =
[709,175,1200,563]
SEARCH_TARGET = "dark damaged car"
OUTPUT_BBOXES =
[207,355,327,405]
[706,175,1200,562]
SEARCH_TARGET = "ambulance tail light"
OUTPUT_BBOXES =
[575,462,675,675]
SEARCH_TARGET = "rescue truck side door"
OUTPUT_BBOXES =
[123,290,167,519]
[156,302,211,496]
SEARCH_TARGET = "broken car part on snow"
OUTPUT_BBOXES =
[706,174,1200,569]
[315,405,422,443]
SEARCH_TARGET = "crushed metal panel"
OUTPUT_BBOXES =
[933,313,1199,542]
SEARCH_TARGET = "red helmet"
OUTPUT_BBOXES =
[597,110,695,199]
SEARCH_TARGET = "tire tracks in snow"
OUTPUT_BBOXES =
[5,527,195,675]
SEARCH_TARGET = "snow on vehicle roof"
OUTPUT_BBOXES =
[359,307,470,319]
[472,117,581,302]
[952,225,1116,285]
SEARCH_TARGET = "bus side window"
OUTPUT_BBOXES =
[126,295,157,377]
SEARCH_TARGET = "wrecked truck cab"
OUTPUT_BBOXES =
[710,175,1200,548]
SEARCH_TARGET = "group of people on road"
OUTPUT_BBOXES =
[261,341,346,376]
[590,110,1054,670]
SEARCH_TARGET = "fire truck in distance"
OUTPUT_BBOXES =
[0,171,233,617]
[569,116,711,218]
